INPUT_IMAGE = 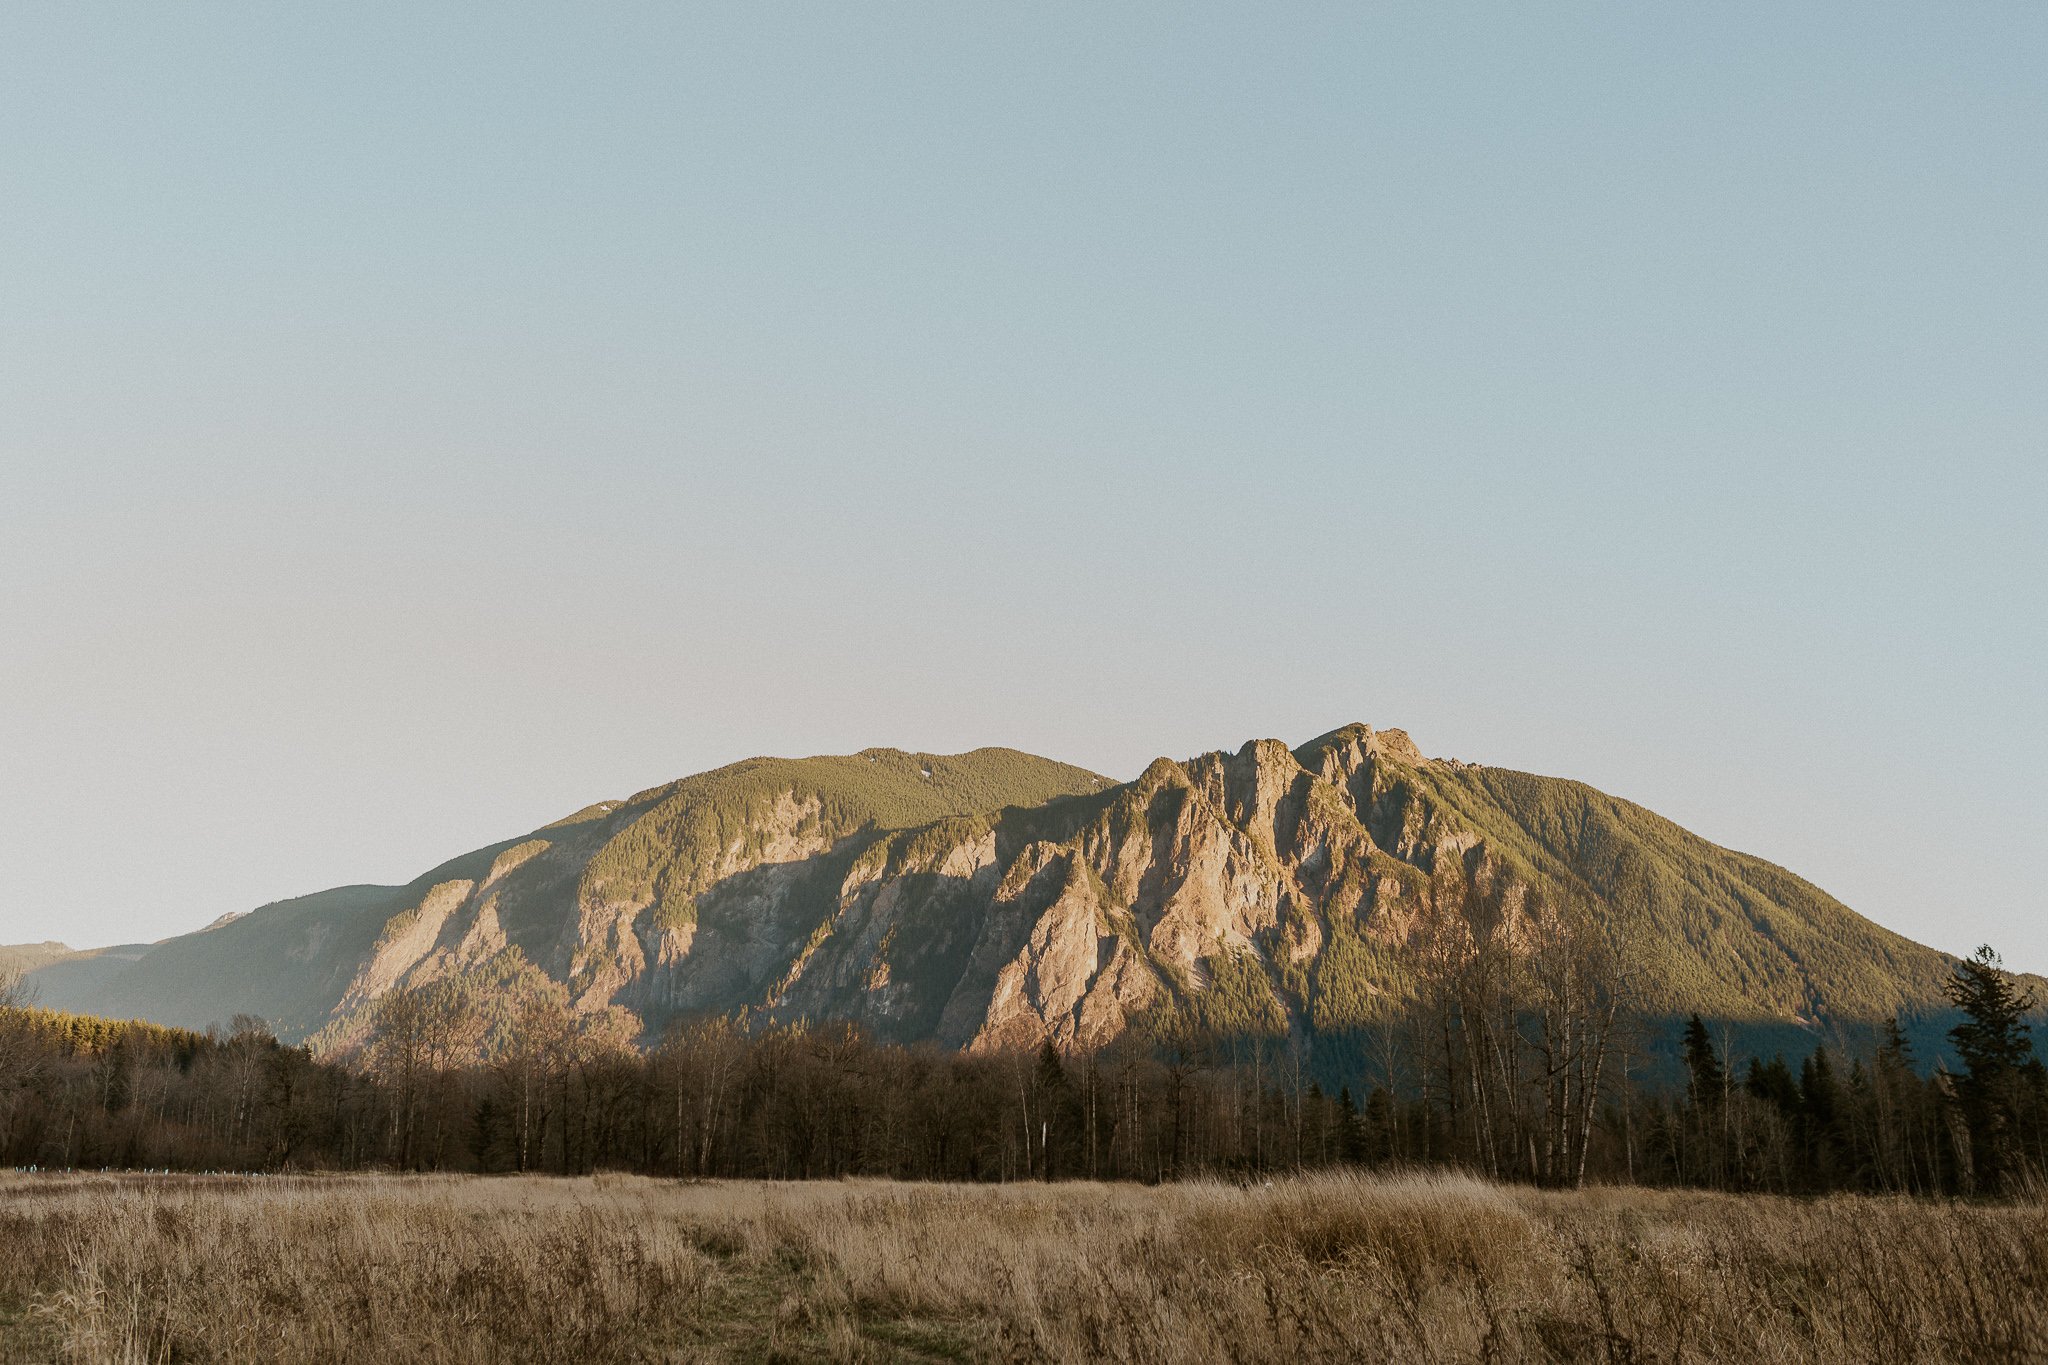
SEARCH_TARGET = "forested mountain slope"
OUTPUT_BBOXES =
[24,726,1978,1058]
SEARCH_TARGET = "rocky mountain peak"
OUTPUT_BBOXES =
[20,726,1974,1069]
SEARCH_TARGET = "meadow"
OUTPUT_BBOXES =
[0,1171,2042,1364]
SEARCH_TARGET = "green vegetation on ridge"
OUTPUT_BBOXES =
[583,747,1111,919]
[1401,762,1957,1021]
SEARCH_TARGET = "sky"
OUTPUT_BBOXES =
[3,4,2043,968]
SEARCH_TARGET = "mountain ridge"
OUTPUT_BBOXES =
[16,726,1989,1063]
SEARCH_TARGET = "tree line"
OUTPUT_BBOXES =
[0,944,2040,1195]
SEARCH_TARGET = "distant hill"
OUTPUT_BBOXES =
[8,942,159,1009]
[0,941,82,983]
[22,727,1996,1064]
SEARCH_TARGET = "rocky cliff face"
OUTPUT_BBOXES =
[25,726,1969,1056]
[767,725,1533,1053]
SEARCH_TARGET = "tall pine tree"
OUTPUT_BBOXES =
[1945,945,2037,1194]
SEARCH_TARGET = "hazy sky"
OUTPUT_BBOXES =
[3,5,2043,968]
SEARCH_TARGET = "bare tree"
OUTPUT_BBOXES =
[1522,890,1640,1187]
[657,1013,740,1176]
[369,989,432,1167]
[493,989,573,1173]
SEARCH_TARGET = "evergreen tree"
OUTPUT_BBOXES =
[1868,1017,1925,1192]
[1336,1085,1365,1163]
[1031,1039,1072,1179]
[1362,1086,1395,1165]
[1746,1055,1799,1116]
[1799,1046,1842,1188]
[1945,945,2038,1193]
[1681,1015,1722,1109]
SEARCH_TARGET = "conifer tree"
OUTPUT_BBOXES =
[1945,945,2038,1193]
[1680,1015,1722,1109]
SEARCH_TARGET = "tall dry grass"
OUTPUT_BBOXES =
[0,1170,2042,1363]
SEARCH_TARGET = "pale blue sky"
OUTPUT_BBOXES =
[3,5,2043,967]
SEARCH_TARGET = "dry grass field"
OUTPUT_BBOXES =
[0,1171,2042,1364]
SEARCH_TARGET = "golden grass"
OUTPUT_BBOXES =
[0,1171,2042,1363]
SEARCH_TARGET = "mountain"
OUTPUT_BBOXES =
[25,747,1111,1045]
[7,942,160,1003]
[0,940,82,983]
[23,726,1979,1061]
